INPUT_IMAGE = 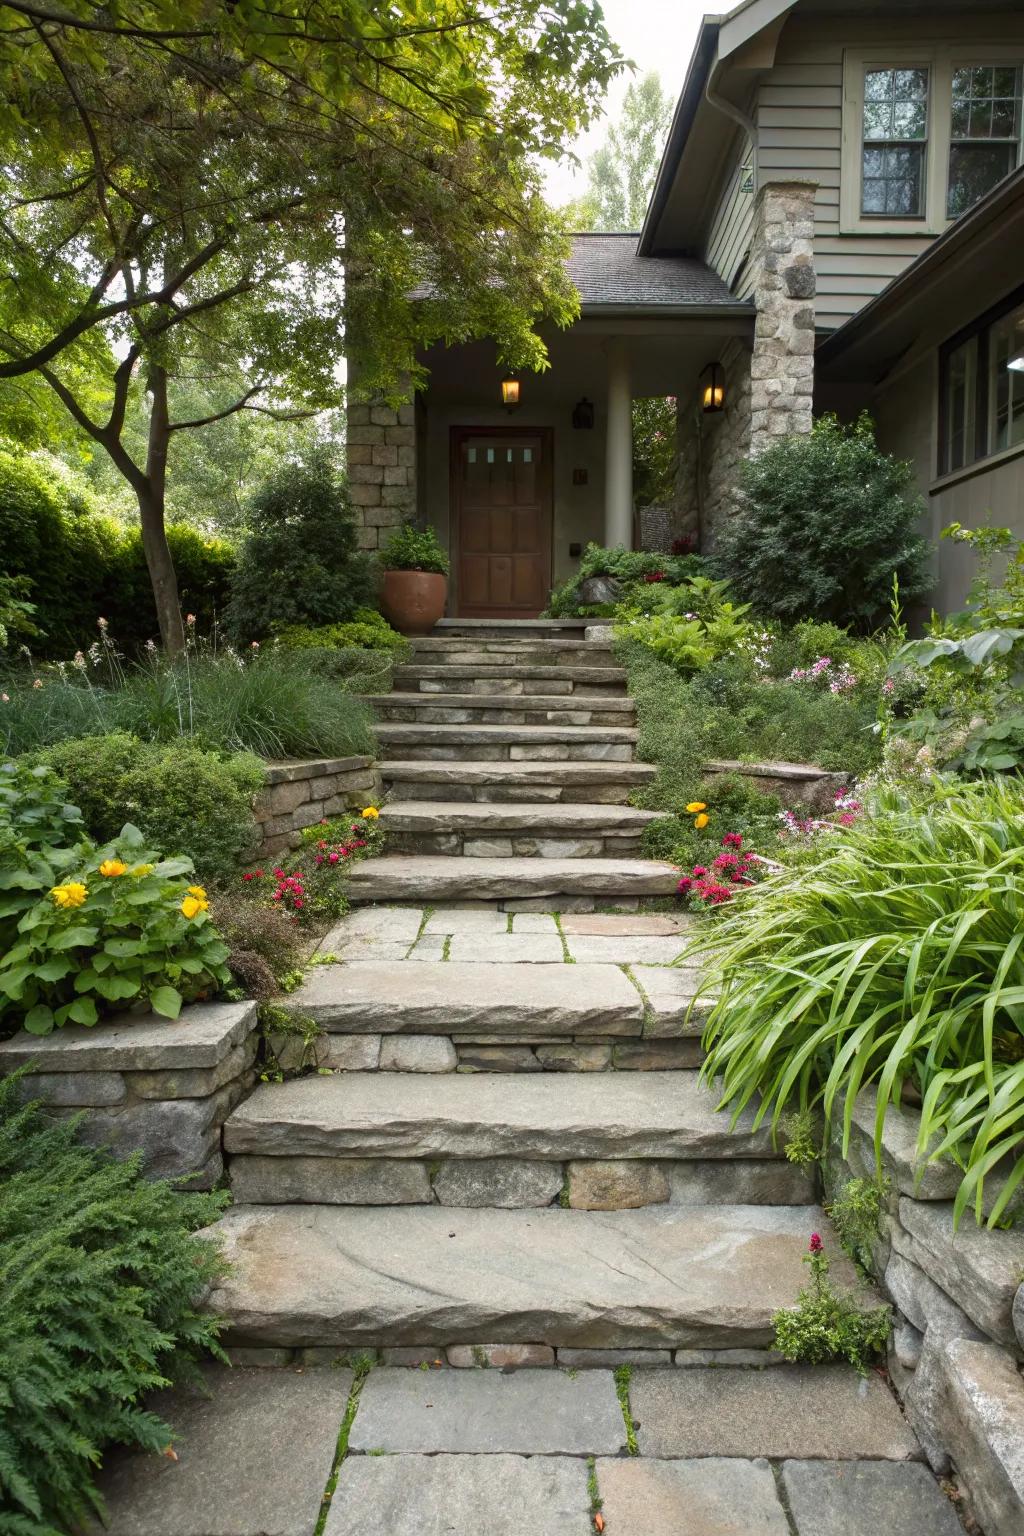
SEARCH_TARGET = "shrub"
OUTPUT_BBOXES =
[380,522,450,575]
[0,822,231,1035]
[275,609,408,654]
[697,777,1024,1226]
[224,451,374,641]
[0,760,87,954]
[209,888,307,1000]
[772,1233,891,1374]
[545,542,706,616]
[0,1073,226,1533]
[0,441,235,655]
[1,642,377,762]
[35,733,263,882]
[712,413,931,629]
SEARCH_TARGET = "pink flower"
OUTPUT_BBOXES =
[242,872,254,882]
[329,851,340,864]
[0,693,8,703]
[692,865,708,878]
[882,677,896,696]
[677,876,693,894]
[809,1232,823,1254]
[293,898,304,909]
[721,833,743,849]
[186,613,196,626]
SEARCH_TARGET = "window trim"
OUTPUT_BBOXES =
[841,45,1024,235]
[937,278,1024,478]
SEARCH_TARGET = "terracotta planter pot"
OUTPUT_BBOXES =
[380,570,448,635]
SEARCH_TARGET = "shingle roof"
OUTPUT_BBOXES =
[567,233,740,308]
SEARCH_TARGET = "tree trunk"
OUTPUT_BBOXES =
[141,363,185,656]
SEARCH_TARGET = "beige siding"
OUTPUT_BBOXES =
[705,132,757,297]
[757,36,930,329]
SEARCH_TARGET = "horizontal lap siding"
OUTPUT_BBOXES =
[705,133,757,298]
[758,40,933,328]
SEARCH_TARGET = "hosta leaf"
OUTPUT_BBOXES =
[150,986,183,1019]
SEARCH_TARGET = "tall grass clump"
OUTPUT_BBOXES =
[1,641,375,760]
[0,1073,227,1533]
[696,778,1024,1226]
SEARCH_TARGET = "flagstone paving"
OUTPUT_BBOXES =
[90,1363,969,1536]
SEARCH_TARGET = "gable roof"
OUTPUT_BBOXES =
[567,233,743,311]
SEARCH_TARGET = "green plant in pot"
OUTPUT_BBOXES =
[379,523,450,634]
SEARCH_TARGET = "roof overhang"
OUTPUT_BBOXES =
[816,166,1024,383]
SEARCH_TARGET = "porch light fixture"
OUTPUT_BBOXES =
[501,375,521,410]
[700,361,725,414]
[572,396,595,429]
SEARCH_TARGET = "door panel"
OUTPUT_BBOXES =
[452,430,552,617]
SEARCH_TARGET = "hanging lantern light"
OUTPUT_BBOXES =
[501,375,521,410]
[700,361,725,414]
[572,396,595,429]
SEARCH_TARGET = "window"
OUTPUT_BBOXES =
[948,66,1023,217]
[940,288,1024,476]
[862,68,929,216]
[842,48,1024,233]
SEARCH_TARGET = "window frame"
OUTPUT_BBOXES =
[841,45,1024,235]
[937,279,1024,479]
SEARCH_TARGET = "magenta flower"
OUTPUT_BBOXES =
[809,1233,823,1255]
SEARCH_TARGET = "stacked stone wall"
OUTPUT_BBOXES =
[345,399,417,551]
[255,756,384,855]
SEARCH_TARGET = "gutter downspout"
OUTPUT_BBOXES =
[705,66,759,188]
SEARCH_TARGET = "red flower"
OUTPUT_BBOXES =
[643,569,666,583]
[809,1233,823,1255]
[721,833,743,849]
[242,871,254,882]
[692,865,708,878]
[329,851,340,864]
[677,876,693,894]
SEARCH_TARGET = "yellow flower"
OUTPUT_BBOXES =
[51,882,88,909]
[694,813,710,830]
[181,894,209,919]
[99,858,128,878]
[685,802,707,814]
[361,806,380,820]
[187,884,207,900]
[130,863,154,877]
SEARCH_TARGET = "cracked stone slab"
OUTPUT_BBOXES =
[781,1460,965,1536]
[204,1202,862,1349]
[631,1367,919,1461]
[349,1367,625,1454]
[323,1455,592,1536]
[222,1070,778,1161]
[0,999,256,1073]
[87,1365,351,1536]
[283,961,644,1035]
[596,1457,790,1536]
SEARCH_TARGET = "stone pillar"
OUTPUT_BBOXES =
[604,337,633,548]
[345,390,417,553]
[748,179,817,451]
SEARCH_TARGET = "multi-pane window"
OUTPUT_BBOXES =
[862,68,929,216]
[948,66,1023,217]
[941,294,1024,476]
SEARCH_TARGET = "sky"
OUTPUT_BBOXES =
[543,0,712,207]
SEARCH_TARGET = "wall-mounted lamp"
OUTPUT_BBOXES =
[700,361,726,414]
[501,375,521,410]
[572,396,595,429]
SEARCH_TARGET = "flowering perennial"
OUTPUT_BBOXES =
[778,789,864,841]
[677,834,763,908]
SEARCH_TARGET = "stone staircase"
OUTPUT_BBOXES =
[210,619,866,1357]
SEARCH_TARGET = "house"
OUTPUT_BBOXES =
[346,0,1024,615]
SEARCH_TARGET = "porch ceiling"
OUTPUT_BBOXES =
[420,315,753,404]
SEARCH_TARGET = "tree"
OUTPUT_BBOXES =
[0,2,621,652]
[563,73,673,232]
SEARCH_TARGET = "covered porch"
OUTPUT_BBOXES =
[415,303,754,617]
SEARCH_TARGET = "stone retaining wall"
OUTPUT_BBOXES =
[702,758,848,814]
[0,1000,259,1190]
[256,756,384,856]
[826,1093,1024,1536]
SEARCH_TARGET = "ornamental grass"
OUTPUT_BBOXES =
[695,777,1024,1227]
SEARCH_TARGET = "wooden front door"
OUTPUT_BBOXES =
[451,427,553,617]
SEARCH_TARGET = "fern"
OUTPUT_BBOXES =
[0,1073,228,1534]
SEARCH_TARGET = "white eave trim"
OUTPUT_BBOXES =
[718,0,799,58]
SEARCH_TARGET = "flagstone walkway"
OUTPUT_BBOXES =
[91,1359,967,1536]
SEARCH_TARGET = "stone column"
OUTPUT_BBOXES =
[604,337,633,548]
[345,387,417,553]
[748,179,817,452]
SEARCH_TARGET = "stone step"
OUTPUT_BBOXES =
[434,618,590,637]
[224,1070,777,1163]
[205,1201,870,1349]
[372,693,636,727]
[345,855,679,902]
[379,800,664,858]
[285,959,649,1035]
[381,759,656,805]
[393,665,628,697]
[409,638,615,670]
[375,723,638,762]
